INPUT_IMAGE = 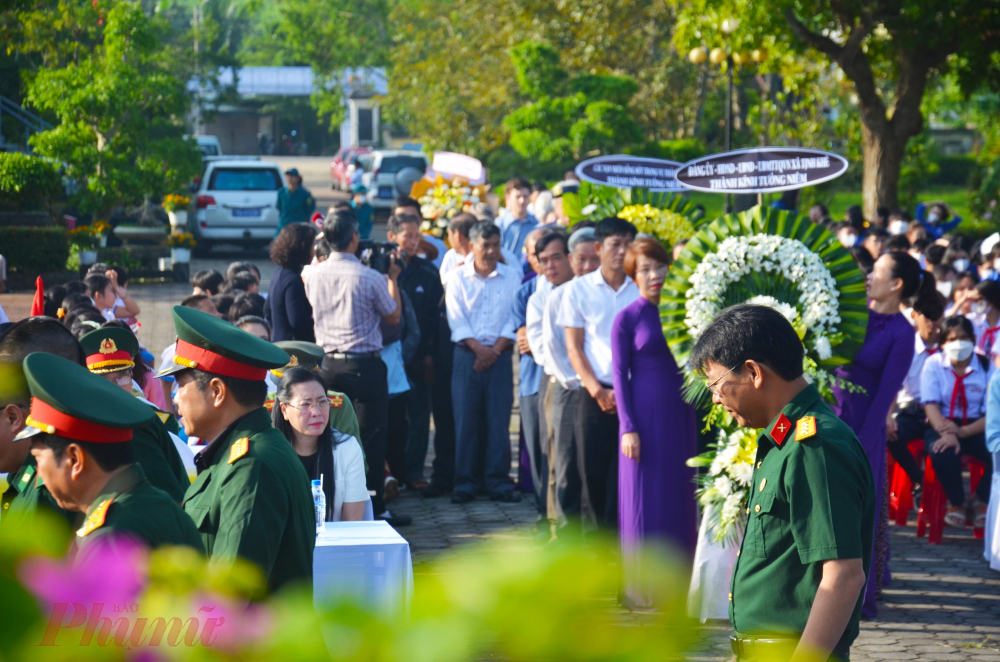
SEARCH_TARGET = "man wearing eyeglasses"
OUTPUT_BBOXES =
[690,304,874,662]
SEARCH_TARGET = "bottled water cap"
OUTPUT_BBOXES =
[311,479,321,486]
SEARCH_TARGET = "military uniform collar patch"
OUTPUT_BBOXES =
[78,498,113,537]
[770,413,793,446]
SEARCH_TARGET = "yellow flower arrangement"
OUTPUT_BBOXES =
[162,194,191,212]
[616,204,695,247]
[90,220,112,237]
[410,175,489,239]
[67,225,101,250]
[166,232,197,248]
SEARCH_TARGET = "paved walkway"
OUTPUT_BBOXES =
[3,281,999,661]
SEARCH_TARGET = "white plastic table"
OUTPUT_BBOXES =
[313,521,413,616]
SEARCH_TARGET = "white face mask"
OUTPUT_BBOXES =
[942,340,974,362]
[982,269,997,280]
[917,253,928,270]
[953,258,970,273]
[927,212,941,224]
[936,280,953,299]
[839,233,857,248]
[993,258,1000,272]
[889,220,909,235]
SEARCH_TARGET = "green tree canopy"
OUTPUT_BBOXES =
[502,41,642,168]
[25,3,201,220]
[668,0,1000,217]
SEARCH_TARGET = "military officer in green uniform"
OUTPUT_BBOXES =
[79,327,189,501]
[0,318,89,529]
[690,305,874,662]
[275,167,315,236]
[0,359,75,528]
[267,340,362,443]
[159,306,315,594]
[16,353,204,552]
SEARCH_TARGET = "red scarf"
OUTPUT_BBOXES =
[981,326,1000,355]
[949,369,970,425]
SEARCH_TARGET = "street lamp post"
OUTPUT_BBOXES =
[689,19,766,213]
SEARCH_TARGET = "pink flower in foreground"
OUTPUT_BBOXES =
[19,534,148,606]
[188,592,271,652]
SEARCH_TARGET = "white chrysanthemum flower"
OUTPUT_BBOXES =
[729,461,754,486]
[713,475,733,498]
[815,335,833,360]
[721,493,744,524]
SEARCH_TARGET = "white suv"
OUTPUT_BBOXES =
[192,158,284,252]
[364,150,430,210]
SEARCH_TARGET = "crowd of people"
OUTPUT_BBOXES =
[1,174,998,661]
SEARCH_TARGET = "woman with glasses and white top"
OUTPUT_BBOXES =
[272,367,371,522]
[921,315,994,530]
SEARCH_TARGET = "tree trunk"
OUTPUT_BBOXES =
[860,122,905,219]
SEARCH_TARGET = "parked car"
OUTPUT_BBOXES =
[363,150,430,210]
[190,135,223,157]
[330,146,372,191]
[191,157,283,253]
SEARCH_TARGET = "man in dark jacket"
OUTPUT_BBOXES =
[386,213,444,490]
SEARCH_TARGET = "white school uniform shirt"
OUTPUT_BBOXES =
[329,431,373,521]
[897,335,937,409]
[920,351,995,420]
[541,281,580,390]
[445,260,521,345]
[525,276,554,371]
[556,269,639,386]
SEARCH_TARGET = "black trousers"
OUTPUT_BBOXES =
[575,386,619,529]
[924,419,993,507]
[321,355,389,514]
[888,407,926,485]
[386,392,409,483]
[430,332,456,491]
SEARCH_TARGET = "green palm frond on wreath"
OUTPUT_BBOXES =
[563,181,703,225]
[660,205,869,375]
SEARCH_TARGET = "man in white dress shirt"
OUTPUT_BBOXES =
[445,221,522,503]
[440,213,520,283]
[527,227,589,531]
[558,217,638,528]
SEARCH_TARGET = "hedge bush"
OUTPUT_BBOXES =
[0,153,63,212]
[929,155,979,187]
[0,226,69,274]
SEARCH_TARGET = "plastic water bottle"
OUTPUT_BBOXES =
[312,479,326,536]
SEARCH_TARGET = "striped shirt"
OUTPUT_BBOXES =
[303,253,397,353]
[445,260,520,346]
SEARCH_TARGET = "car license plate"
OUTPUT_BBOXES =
[378,186,394,199]
[232,208,261,217]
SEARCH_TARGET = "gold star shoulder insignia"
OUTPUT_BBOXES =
[77,498,114,537]
[228,437,250,464]
[795,416,817,442]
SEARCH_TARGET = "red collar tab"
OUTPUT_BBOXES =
[770,413,792,446]
[173,339,267,381]
[27,398,133,443]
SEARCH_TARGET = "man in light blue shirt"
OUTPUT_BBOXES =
[495,177,538,267]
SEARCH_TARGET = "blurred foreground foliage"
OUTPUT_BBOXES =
[0,512,697,662]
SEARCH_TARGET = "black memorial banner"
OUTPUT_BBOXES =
[574,155,683,192]
[676,147,848,194]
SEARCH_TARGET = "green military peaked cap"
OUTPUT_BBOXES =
[272,341,324,376]
[16,352,156,442]
[158,306,289,380]
[79,326,139,374]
